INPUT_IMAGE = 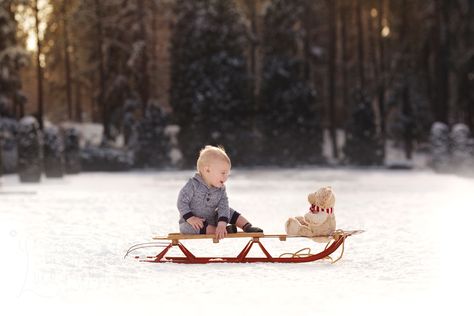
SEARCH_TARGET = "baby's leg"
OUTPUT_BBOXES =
[235,214,250,228]
[179,222,201,234]
[229,208,263,233]
[180,220,209,235]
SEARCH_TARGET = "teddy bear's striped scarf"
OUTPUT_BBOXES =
[309,205,334,214]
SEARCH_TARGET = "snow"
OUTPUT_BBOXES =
[0,168,472,315]
[59,122,103,147]
[19,116,39,127]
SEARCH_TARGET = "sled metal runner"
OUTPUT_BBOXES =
[125,230,363,264]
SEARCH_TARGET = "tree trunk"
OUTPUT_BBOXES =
[340,0,349,113]
[62,0,73,120]
[150,0,158,101]
[400,0,413,159]
[137,0,149,114]
[356,0,365,89]
[245,0,258,99]
[367,0,379,82]
[377,0,386,157]
[34,0,44,130]
[94,0,108,138]
[328,0,338,159]
[74,50,83,122]
[402,83,413,159]
[302,1,312,82]
[434,0,450,123]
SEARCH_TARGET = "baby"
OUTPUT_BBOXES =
[177,145,263,239]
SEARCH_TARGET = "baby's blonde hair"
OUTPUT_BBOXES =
[196,145,231,172]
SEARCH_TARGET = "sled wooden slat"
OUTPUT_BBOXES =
[152,230,364,244]
[156,232,265,241]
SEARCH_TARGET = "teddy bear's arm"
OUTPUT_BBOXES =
[295,216,308,225]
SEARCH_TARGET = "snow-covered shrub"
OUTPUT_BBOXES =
[80,145,133,172]
[450,123,473,170]
[469,138,474,171]
[0,117,18,174]
[17,116,42,182]
[63,127,81,174]
[429,122,450,172]
[43,126,64,178]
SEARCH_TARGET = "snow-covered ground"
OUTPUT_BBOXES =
[1,168,472,315]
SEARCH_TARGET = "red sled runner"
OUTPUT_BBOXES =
[124,229,364,264]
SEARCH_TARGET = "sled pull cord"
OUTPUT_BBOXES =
[279,233,347,263]
[279,247,313,258]
[324,235,346,264]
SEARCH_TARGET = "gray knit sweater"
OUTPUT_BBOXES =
[177,173,230,226]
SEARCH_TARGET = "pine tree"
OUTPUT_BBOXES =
[259,0,322,165]
[386,79,432,160]
[170,0,252,167]
[135,101,170,168]
[0,1,29,118]
[60,0,136,140]
[343,90,384,166]
[170,0,206,167]
[0,117,18,174]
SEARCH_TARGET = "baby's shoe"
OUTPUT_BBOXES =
[243,223,263,233]
[226,224,237,234]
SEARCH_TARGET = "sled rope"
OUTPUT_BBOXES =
[279,230,347,263]
[323,232,346,264]
[279,247,313,258]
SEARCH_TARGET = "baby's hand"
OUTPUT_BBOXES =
[187,216,205,230]
[215,221,228,240]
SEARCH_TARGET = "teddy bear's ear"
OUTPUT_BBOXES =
[316,187,335,208]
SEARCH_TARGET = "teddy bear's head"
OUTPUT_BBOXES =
[307,187,335,212]
[303,186,336,229]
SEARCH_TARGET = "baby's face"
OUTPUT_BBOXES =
[204,159,231,188]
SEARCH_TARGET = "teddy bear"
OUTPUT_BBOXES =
[285,186,336,242]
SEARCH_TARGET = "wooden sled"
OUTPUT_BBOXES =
[124,230,364,264]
